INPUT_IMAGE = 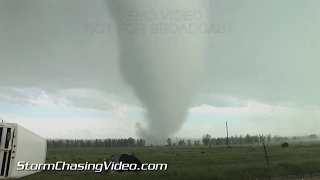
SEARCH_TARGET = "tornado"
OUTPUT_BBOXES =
[105,0,209,141]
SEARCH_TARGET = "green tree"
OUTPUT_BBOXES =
[178,139,186,146]
[187,139,191,146]
[202,134,211,146]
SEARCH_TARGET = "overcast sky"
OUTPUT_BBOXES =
[0,0,319,140]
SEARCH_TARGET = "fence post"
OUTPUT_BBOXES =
[263,142,270,168]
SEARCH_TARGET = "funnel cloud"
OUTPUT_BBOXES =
[105,0,209,141]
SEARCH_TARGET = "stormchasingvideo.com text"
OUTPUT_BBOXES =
[17,161,168,172]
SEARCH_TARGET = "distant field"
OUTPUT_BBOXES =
[22,141,320,180]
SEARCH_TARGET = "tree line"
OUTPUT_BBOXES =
[46,134,318,148]
[199,134,318,146]
[47,138,146,148]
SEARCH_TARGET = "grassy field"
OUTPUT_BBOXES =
[21,141,320,180]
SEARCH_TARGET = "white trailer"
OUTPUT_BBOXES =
[0,122,47,179]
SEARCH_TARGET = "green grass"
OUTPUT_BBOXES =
[21,142,320,180]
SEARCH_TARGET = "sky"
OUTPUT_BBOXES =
[0,0,319,140]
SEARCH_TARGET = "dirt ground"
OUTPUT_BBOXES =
[271,173,320,180]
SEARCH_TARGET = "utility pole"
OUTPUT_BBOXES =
[226,121,229,146]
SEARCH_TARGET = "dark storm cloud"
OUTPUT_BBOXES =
[0,0,319,138]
